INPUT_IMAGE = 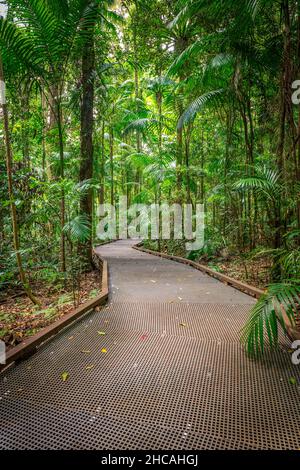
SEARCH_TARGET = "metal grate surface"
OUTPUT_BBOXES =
[0,240,299,450]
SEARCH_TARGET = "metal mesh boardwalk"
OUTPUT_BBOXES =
[0,240,299,449]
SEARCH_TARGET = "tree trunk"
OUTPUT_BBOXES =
[109,126,114,206]
[79,25,95,269]
[99,121,105,205]
[56,100,66,273]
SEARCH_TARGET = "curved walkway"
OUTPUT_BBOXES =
[0,240,299,449]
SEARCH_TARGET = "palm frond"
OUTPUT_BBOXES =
[123,118,161,136]
[0,16,43,73]
[167,39,204,76]
[241,282,300,355]
[63,215,91,243]
[234,166,281,201]
[178,89,224,129]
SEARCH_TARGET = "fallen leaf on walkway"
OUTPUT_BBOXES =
[17,388,24,393]
[289,377,297,385]
[150,280,157,283]
[61,372,69,382]
[178,297,183,301]
[180,322,187,327]
[101,348,107,354]
[141,334,148,341]
[68,336,74,341]
[86,365,94,370]
[168,300,174,304]
[81,349,91,354]
[104,320,109,324]
[97,331,106,336]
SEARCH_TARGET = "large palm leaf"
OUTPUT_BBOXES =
[234,166,282,202]
[241,282,300,355]
[177,89,224,129]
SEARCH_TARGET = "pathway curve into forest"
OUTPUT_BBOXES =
[0,240,300,449]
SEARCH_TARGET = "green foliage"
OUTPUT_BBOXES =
[63,215,91,243]
[241,283,300,355]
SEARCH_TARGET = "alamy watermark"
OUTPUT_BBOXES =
[0,80,5,105]
[291,340,300,366]
[96,196,205,251]
[0,340,5,365]
[292,80,300,105]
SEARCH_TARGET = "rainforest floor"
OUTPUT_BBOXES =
[0,270,101,349]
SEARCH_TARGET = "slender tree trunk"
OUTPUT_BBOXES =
[200,130,205,204]
[20,83,30,168]
[174,36,188,202]
[79,26,95,268]
[99,121,105,205]
[41,90,47,180]
[184,123,192,204]
[109,126,114,205]
[157,90,163,252]
[133,4,142,196]
[56,100,66,272]
[176,125,183,199]
[274,0,294,252]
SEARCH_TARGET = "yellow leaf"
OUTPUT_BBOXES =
[101,348,107,354]
[61,372,69,382]
[97,331,106,336]
[86,365,94,370]
[81,349,91,354]
[180,322,187,327]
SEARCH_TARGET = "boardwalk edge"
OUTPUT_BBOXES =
[133,243,264,299]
